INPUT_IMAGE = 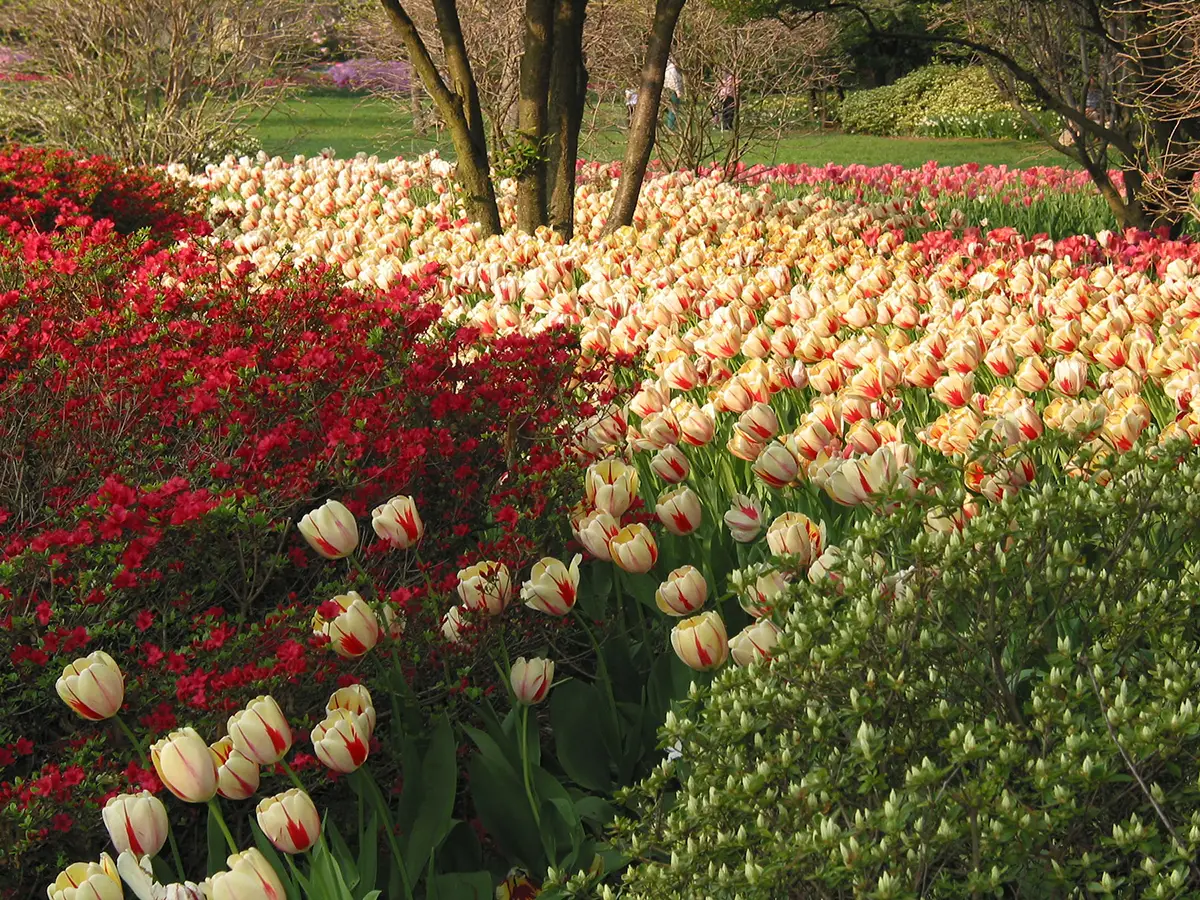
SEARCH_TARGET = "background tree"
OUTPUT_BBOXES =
[722,0,1200,233]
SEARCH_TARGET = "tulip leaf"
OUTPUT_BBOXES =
[579,562,612,619]
[325,815,360,889]
[549,681,614,792]
[573,795,617,829]
[251,820,302,900]
[404,713,457,877]
[427,871,494,899]
[206,805,228,877]
[356,810,379,898]
[466,751,544,874]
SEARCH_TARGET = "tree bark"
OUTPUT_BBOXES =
[546,0,589,238]
[516,0,556,233]
[381,0,502,236]
[601,0,686,235]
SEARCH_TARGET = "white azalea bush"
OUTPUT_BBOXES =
[591,444,1200,899]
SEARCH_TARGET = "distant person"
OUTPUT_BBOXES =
[664,56,683,131]
[1085,75,1103,124]
[625,86,639,126]
[715,71,738,130]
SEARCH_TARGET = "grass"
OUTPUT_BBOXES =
[252,89,1066,169]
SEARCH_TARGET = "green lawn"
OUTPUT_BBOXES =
[252,90,1065,169]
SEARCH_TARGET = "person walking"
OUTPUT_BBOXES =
[625,86,639,127]
[663,56,683,131]
[715,71,738,131]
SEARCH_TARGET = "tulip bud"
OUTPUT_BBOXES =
[650,445,690,483]
[765,512,826,567]
[670,612,729,671]
[1053,354,1089,396]
[655,566,708,616]
[521,555,582,616]
[573,509,620,561]
[584,459,641,517]
[257,789,321,854]
[102,791,168,857]
[724,494,763,543]
[751,442,799,489]
[456,561,514,615]
[151,727,219,803]
[655,486,703,536]
[47,854,121,900]
[609,523,659,573]
[370,495,423,549]
[296,499,358,559]
[228,696,293,766]
[1014,355,1050,392]
[326,684,377,734]
[210,736,261,801]
[739,568,791,617]
[678,405,716,446]
[311,709,372,773]
[207,848,287,900]
[510,657,555,705]
[313,591,381,658]
[440,605,467,643]
[729,619,781,666]
[56,651,124,721]
[736,402,780,442]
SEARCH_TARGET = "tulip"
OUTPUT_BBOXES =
[736,402,779,442]
[670,612,729,671]
[256,789,321,854]
[1053,355,1088,396]
[655,486,703,536]
[370,495,423,549]
[326,684,377,733]
[573,509,620,561]
[650,444,690,483]
[751,442,800,489]
[151,728,218,803]
[312,591,382,658]
[116,851,204,900]
[311,709,372,773]
[584,458,640,517]
[724,493,763,542]
[456,561,514,615]
[296,499,358,559]
[210,737,261,801]
[510,657,555,705]
[440,605,467,642]
[729,619,781,666]
[678,405,716,446]
[228,696,293,766]
[46,854,121,900]
[609,523,659,573]
[205,849,287,900]
[726,430,765,461]
[739,568,791,617]
[640,409,681,448]
[765,512,826,567]
[101,791,168,858]
[655,566,708,616]
[56,651,124,721]
[1014,355,1050,392]
[521,554,582,616]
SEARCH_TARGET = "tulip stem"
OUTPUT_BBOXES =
[519,704,556,866]
[208,798,239,854]
[112,715,188,882]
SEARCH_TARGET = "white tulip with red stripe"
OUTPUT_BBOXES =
[228,696,293,766]
[296,499,358,559]
[56,651,124,721]
[101,791,168,858]
[151,728,218,803]
[521,555,582,616]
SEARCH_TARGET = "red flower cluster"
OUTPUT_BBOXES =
[0,147,620,894]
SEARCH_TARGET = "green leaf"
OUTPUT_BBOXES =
[404,713,457,876]
[573,795,617,829]
[550,681,614,792]
[325,816,360,890]
[207,806,228,877]
[356,811,379,899]
[427,871,494,899]
[467,752,545,874]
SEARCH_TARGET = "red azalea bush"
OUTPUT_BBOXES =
[0,156,619,894]
[0,144,207,239]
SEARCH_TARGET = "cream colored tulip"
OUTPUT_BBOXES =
[210,736,261,801]
[456,561,514,615]
[206,848,287,900]
[257,789,320,854]
[609,523,659,573]
[151,727,218,803]
[655,486,703,536]
[228,696,293,766]
[522,554,582,616]
[46,853,121,900]
[296,499,358,559]
[313,591,382,658]
[510,657,555,705]
[370,495,424,549]
[584,458,641,517]
[655,566,708,616]
[56,651,124,721]
[729,619,781,666]
[670,612,729,671]
[102,791,168,857]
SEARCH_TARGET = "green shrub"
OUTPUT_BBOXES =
[840,65,1040,139]
[610,445,1200,899]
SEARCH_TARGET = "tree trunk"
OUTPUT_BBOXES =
[516,0,556,233]
[381,0,502,236]
[546,0,588,238]
[601,0,686,235]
